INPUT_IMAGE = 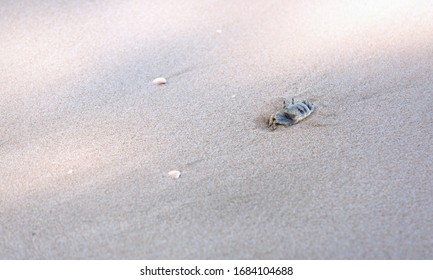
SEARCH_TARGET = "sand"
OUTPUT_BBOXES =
[1,0,432,259]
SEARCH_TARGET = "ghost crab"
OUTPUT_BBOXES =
[268,98,316,130]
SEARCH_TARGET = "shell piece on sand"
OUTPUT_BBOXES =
[269,99,316,130]
[168,170,181,179]
[152,77,167,85]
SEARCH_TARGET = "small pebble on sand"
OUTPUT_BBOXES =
[168,170,181,179]
[216,29,222,33]
[68,169,73,174]
[152,77,167,85]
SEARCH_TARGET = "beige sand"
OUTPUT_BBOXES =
[1,0,432,259]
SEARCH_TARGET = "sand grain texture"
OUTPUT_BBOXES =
[1,0,432,259]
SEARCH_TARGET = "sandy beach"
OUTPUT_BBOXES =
[1,0,432,259]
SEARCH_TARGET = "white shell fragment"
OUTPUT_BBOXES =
[168,170,181,179]
[152,77,167,85]
[216,29,222,34]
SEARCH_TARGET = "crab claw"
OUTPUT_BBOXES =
[268,113,277,130]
